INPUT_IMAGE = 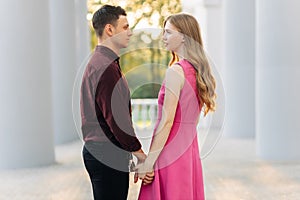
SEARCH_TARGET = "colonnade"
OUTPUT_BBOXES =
[184,0,300,160]
[0,0,90,168]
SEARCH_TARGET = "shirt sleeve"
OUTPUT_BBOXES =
[95,65,141,152]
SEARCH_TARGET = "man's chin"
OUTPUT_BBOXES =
[121,44,129,49]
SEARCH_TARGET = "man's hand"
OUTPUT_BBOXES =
[132,149,146,163]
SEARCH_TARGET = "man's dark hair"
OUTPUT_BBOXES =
[92,5,127,37]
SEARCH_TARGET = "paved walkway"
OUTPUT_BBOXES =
[0,138,299,200]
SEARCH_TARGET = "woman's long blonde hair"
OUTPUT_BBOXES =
[164,13,216,115]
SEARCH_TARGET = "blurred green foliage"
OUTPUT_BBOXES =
[87,0,182,98]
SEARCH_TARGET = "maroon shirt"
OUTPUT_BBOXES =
[80,45,141,152]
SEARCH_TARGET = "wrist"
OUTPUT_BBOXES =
[133,149,147,162]
[144,158,154,169]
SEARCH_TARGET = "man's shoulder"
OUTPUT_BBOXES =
[82,52,119,84]
[90,51,114,66]
[85,52,114,73]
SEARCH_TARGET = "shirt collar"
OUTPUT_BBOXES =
[95,45,120,62]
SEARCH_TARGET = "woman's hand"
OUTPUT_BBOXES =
[134,161,155,185]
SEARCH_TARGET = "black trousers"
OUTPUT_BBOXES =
[82,143,130,200]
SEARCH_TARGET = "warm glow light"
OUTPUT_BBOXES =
[135,19,151,29]
[151,12,160,27]
[127,12,135,28]
[141,34,152,44]
[151,30,162,40]
[135,9,143,19]
[142,4,152,13]
[127,13,154,30]
[118,0,127,8]
[86,13,93,21]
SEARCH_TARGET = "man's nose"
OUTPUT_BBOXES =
[128,29,133,36]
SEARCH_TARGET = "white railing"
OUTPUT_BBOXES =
[131,98,214,154]
[131,99,158,131]
[131,98,211,131]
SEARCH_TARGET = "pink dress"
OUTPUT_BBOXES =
[138,60,205,200]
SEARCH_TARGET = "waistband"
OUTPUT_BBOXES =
[157,119,197,125]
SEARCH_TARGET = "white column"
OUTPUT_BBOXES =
[203,0,225,130]
[75,0,90,69]
[181,0,207,44]
[72,1,91,136]
[203,0,224,69]
[256,0,300,160]
[182,0,226,130]
[0,1,55,168]
[49,0,78,144]
[223,0,255,138]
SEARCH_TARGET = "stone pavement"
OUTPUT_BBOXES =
[0,138,299,200]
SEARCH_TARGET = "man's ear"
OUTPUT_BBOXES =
[104,24,114,37]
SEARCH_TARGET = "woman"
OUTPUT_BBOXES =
[136,13,216,200]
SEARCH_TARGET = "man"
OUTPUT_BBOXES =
[80,5,152,200]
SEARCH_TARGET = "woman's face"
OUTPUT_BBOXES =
[163,21,184,52]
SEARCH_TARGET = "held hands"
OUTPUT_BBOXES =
[133,159,155,185]
[132,149,155,185]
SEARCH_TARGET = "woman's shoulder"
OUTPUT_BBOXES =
[165,63,185,89]
[176,59,196,75]
[168,63,184,76]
